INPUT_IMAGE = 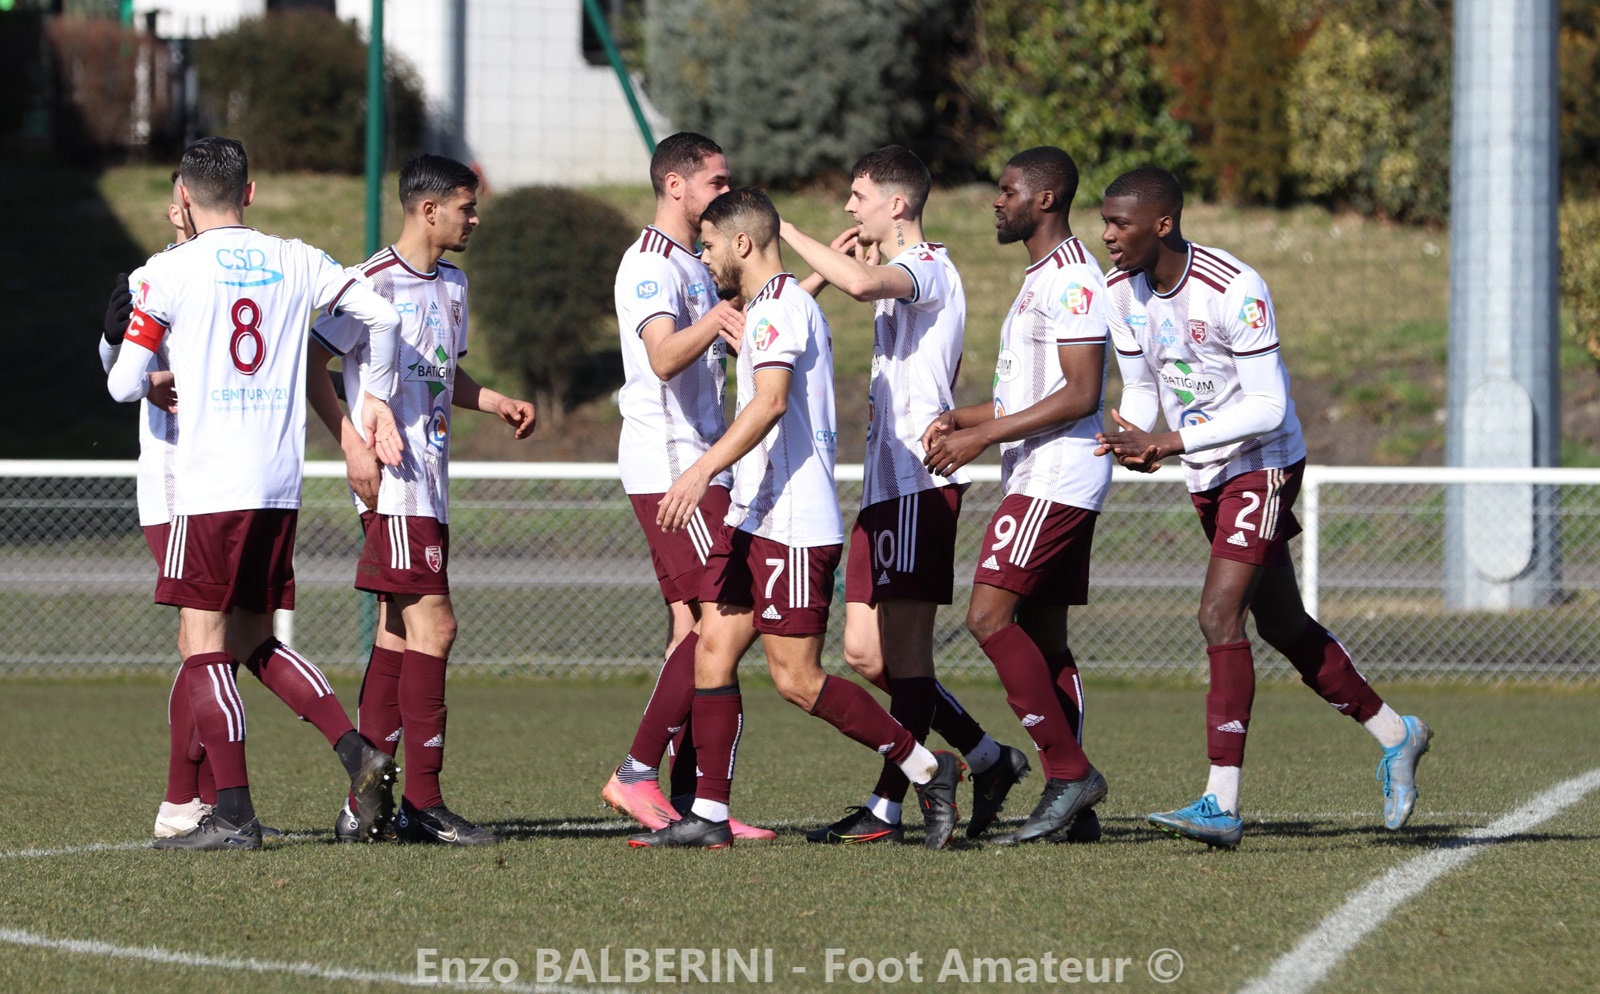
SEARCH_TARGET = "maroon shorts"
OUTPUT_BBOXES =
[628,485,732,604]
[143,523,168,569]
[698,524,842,636]
[355,512,450,597]
[844,486,962,605]
[1191,460,1305,567]
[971,494,1097,604]
[154,509,297,613]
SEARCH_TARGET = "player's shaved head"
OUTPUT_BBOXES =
[853,145,931,216]
[651,132,724,198]
[1006,146,1078,212]
[399,154,478,212]
[178,137,250,210]
[1104,166,1184,219]
[700,187,779,249]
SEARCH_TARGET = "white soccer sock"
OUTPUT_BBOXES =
[899,743,939,784]
[1205,765,1241,815]
[690,799,729,823]
[1363,704,1408,749]
[965,735,1001,776]
[866,794,901,825]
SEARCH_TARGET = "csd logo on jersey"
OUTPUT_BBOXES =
[1239,297,1268,330]
[752,318,779,351]
[1060,283,1093,315]
[215,248,283,288]
[636,280,660,299]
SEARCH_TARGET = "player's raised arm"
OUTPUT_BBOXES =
[779,219,913,303]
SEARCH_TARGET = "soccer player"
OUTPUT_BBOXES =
[99,171,206,839]
[107,136,406,850]
[1094,165,1432,847]
[921,147,1112,845]
[307,154,535,846]
[600,133,774,840]
[628,188,960,849]
[777,145,1030,848]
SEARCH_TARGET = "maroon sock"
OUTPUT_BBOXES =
[399,649,449,810]
[667,716,698,801]
[929,681,987,755]
[244,638,355,747]
[1280,620,1384,723]
[809,674,917,765]
[1206,640,1256,767]
[196,748,216,806]
[871,677,936,804]
[358,645,404,757]
[629,632,698,769]
[690,685,742,806]
[980,624,1090,781]
[164,667,202,804]
[1046,648,1085,744]
[182,651,249,790]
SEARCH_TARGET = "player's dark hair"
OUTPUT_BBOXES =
[700,187,778,248]
[852,145,931,216]
[650,132,724,197]
[169,169,181,183]
[1104,166,1184,218]
[399,154,479,211]
[1006,146,1079,212]
[178,137,250,210]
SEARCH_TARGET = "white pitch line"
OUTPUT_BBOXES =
[1235,767,1600,994]
[0,928,634,994]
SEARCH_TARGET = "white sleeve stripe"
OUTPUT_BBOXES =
[892,262,921,304]
[635,310,677,336]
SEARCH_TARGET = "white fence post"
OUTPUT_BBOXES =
[1302,466,1321,620]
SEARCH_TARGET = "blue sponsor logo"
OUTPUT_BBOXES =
[425,301,443,331]
[1157,318,1179,349]
[814,429,838,450]
[395,302,419,316]
[1179,409,1211,427]
[215,248,283,288]
[427,406,449,449]
[1127,313,1148,328]
[636,280,660,299]
[687,281,707,298]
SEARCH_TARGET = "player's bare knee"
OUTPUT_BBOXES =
[1196,603,1247,645]
[841,633,882,682]
[966,603,1005,644]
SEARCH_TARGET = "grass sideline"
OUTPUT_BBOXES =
[1,677,1596,993]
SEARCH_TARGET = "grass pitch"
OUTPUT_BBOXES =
[1,677,1596,993]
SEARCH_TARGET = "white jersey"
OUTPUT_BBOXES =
[1106,243,1306,492]
[613,226,730,494]
[100,255,178,527]
[107,225,398,515]
[728,273,842,547]
[313,247,467,521]
[992,237,1112,512]
[861,242,970,507]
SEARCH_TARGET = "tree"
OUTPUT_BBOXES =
[469,186,636,424]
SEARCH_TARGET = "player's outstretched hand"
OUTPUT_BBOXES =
[362,394,406,467]
[1093,408,1163,472]
[498,397,537,439]
[657,466,710,534]
[920,411,958,456]
[146,370,178,413]
[103,273,132,346]
[923,426,987,478]
[713,299,745,352]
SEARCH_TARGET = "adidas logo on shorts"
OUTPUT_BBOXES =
[1215,720,1247,734]
[761,605,782,621]
[877,570,890,585]
[1227,531,1249,548]
[982,555,1000,571]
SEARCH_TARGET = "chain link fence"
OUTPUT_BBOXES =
[4,461,1598,683]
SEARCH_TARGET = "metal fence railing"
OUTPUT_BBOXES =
[4,461,1597,683]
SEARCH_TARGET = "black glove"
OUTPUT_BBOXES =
[103,272,132,346]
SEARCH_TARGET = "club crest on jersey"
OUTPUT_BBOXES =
[1188,319,1208,345]
[1060,283,1093,315]
[1239,297,1268,330]
[636,280,660,299]
[1015,290,1035,315]
[427,406,449,449]
[450,297,462,328]
[752,317,779,351]
[425,545,443,572]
